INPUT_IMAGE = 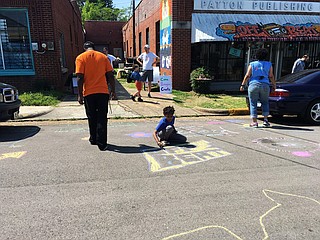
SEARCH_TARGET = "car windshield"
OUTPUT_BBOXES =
[277,69,320,84]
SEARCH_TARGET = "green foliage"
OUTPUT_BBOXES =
[190,67,212,94]
[199,95,247,109]
[172,90,247,109]
[20,91,63,106]
[77,0,113,8]
[80,0,130,22]
[172,90,192,104]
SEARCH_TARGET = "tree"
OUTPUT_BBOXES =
[80,0,129,22]
[77,0,113,8]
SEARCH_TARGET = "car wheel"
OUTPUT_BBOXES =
[305,100,320,125]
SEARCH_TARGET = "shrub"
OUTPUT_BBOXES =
[190,67,212,94]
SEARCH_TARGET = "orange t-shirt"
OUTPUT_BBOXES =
[75,50,113,97]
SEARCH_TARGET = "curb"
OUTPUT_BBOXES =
[17,106,54,120]
[194,107,249,116]
[228,108,250,116]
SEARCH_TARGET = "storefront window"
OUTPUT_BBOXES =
[192,42,245,81]
[0,8,34,76]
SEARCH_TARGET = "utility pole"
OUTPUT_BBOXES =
[132,0,136,56]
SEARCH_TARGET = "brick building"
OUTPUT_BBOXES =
[0,0,84,92]
[84,21,125,60]
[123,0,320,91]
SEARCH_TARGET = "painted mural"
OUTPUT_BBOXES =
[192,13,320,43]
[217,22,320,41]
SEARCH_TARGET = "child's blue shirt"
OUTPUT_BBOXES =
[155,116,175,132]
[131,71,143,81]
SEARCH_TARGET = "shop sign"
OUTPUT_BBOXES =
[160,75,172,94]
[192,13,320,43]
[194,0,320,13]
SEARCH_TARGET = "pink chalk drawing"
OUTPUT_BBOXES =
[292,151,313,157]
[127,132,152,138]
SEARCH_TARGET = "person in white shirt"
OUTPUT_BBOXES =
[292,54,309,73]
[102,47,120,68]
[102,47,120,100]
[137,44,159,98]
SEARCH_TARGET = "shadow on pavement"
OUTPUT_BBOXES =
[115,79,131,100]
[140,100,160,105]
[107,142,197,154]
[148,96,173,101]
[107,143,161,154]
[0,126,41,142]
[270,126,314,131]
[267,116,318,129]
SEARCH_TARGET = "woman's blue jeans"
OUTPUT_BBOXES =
[248,82,270,118]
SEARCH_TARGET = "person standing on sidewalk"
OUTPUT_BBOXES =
[75,41,116,151]
[102,47,119,100]
[291,54,309,73]
[240,48,276,128]
[102,47,121,68]
[130,64,144,102]
[137,44,159,98]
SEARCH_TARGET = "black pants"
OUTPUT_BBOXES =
[84,93,109,147]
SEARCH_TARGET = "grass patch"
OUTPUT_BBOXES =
[172,90,247,109]
[172,90,193,104]
[117,78,136,90]
[20,91,64,106]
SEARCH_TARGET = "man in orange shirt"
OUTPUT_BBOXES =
[75,41,116,151]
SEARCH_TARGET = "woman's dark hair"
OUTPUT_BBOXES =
[163,106,175,115]
[255,48,269,61]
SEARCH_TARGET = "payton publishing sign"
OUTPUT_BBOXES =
[194,0,320,13]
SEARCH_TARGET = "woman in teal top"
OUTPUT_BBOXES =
[240,48,276,127]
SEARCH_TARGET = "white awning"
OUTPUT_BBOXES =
[192,13,320,43]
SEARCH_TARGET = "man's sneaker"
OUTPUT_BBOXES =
[137,97,143,102]
[148,93,152,98]
[263,120,270,127]
[130,95,136,101]
[250,122,258,127]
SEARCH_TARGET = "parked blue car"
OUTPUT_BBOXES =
[247,69,320,125]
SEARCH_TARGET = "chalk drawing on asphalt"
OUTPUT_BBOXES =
[0,151,26,161]
[178,126,239,138]
[253,137,320,157]
[161,189,320,240]
[143,140,231,172]
[126,132,153,138]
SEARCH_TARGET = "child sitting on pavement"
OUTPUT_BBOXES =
[153,106,187,147]
[130,64,144,102]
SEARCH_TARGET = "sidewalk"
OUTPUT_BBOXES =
[17,80,249,121]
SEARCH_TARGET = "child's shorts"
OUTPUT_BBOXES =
[135,81,143,91]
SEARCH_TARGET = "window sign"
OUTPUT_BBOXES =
[229,47,242,57]
[0,9,35,76]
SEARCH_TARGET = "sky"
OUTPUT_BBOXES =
[113,0,141,9]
